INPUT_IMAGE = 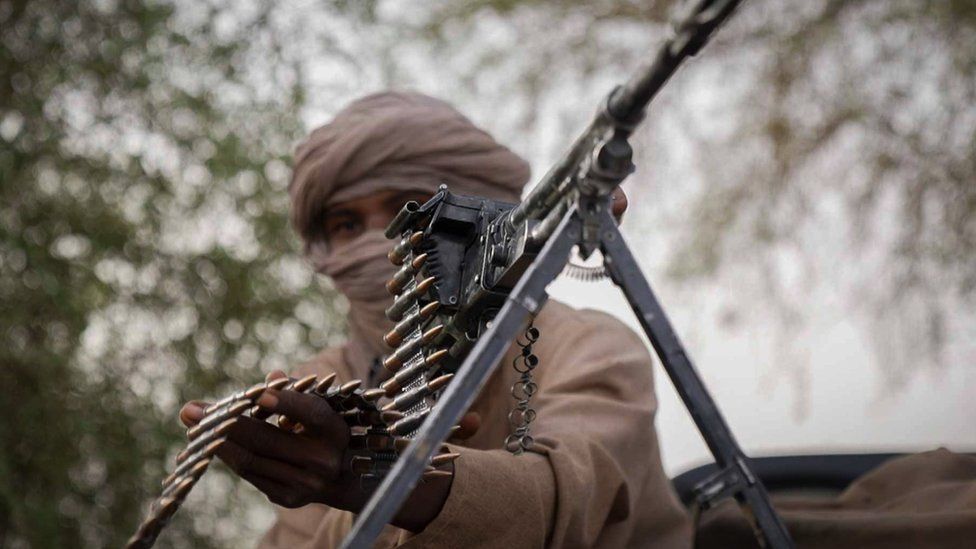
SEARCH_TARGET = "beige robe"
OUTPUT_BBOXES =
[257,299,692,548]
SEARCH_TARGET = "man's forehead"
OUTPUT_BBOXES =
[325,188,432,214]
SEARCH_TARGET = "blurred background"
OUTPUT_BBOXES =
[1,0,973,546]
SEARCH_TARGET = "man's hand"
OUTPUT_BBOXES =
[179,370,478,532]
[180,371,355,509]
[611,187,628,221]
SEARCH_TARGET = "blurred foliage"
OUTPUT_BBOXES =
[0,0,344,547]
[671,0,975,298]
[671,0,976,389]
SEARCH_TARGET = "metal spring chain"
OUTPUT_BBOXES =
[562,246,609,282]
[562,260,608,282]
[505,321,540,455]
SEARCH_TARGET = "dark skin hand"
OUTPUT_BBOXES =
[181,370,480,532]
[179,186,628,531]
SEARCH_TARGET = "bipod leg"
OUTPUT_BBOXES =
[597,211,794,549]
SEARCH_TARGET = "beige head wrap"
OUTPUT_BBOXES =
[289,91,531,373]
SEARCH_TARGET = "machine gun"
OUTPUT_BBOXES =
[126,1,794,547]
[344,0,795,547]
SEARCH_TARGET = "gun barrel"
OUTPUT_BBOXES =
[510,0,743,227]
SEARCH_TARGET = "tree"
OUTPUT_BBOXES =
[0,1,344,546]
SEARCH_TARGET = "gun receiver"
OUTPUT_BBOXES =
[382,187,543,373]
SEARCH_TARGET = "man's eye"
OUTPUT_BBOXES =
[326,219,361,238]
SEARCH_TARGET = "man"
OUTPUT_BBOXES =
[180,91,691,547]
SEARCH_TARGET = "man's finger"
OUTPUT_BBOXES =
[256,389,349,443]
[611,187,628,221]
[455,412,481,440]
[179,401,209,427]
[226,416,341,476]
[216,440,328,507]
[265,370,288,383]
[245,474,321,509]
[243,474,289,502]
[218,439,318,485]
[215,438,258,477]
[244,474,295,507]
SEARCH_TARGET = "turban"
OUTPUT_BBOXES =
[288,91,531,373]
[289,91,530,253]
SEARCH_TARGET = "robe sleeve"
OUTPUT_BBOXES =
[397,308,689,548]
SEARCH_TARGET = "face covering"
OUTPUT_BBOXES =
[288,91,532,375]
[317,230,398,375]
